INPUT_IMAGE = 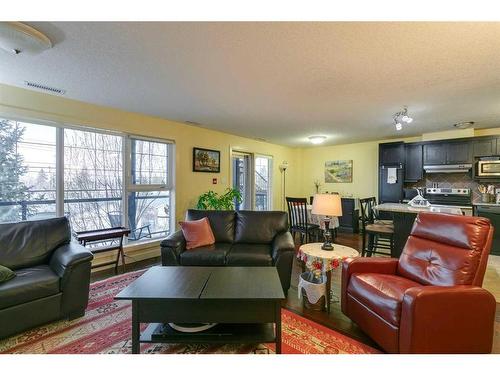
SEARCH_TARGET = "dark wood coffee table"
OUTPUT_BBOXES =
[115,266,285,354]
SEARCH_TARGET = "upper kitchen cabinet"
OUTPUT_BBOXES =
[446,141,472,164]
[404,143,423,182]
[423,143,447,165]
[423,140,472,165]
[379,142,405,166]
[473,138,498,157]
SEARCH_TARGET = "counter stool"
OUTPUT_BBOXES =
[359,197,394,257]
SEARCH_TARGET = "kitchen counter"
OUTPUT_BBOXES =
[473,202,500,206]
[375,203,463,215]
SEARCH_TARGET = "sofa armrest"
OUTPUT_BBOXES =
[271,231,295,262]
[49,241,94,317]
[160,230,186,266]
[271,231,295,293]
[341,257,399,313]
[400,285,496,353]
[49,242,93,279]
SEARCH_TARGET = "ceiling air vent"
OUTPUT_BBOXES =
[24,81,66,95]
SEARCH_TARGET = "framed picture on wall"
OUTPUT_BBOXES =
[193,147,221,173]
[325,160,353,183]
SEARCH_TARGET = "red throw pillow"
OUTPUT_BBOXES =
[179,217,216,250]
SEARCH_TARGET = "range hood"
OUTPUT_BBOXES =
[423,164,472,173]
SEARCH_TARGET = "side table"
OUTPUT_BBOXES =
[76,227,131,274]
[297,242,359,313]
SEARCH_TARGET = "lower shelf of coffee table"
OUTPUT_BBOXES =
[140,323,276,344]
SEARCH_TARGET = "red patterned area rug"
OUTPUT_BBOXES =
[0,270,379,354]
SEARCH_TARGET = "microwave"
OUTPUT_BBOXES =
[476,160,500,177]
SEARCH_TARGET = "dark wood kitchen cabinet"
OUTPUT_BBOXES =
[379,142,405,165]
[423,143,447,165]
[473,138,498,157]
[446,141,472,164]
[404,143,423,182]
[423,141,472,165]
[338,198,359,233]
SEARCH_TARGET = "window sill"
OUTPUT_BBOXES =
[124,238,162,251]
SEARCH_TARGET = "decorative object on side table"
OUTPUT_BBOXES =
[311,193,342,250]
[324,160,353,183]
[193,147,220,173]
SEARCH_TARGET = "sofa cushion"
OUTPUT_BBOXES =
[179,217,215,250]
[0,217,71,270]
[0,264,16,284]
[347,273,422,326]
[180,243,231,266]
[186,210,235,243]
[234,211,288,244]
[226,244,273,266]
[0,265,60,310]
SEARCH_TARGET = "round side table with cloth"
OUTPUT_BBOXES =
[297,242,359,312]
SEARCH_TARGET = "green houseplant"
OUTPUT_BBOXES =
[196,188,242,210]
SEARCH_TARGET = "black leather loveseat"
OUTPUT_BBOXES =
[161,210,295,293]
[0,217,94,339]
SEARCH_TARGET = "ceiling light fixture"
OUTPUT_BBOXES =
[0,22,52,55]
[453,121,475,129]
[393,106,413,131]
[308,135,327,145]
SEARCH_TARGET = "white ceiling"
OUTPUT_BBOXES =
[1,22,500,147]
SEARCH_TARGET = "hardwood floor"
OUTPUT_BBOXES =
[90,230,500,353]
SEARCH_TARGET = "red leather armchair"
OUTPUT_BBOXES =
[341,212,496,353]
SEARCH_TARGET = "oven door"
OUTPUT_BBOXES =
[477,160,500,176]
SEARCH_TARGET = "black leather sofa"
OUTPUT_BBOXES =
[161,210,295,293]
[0,217,94,339]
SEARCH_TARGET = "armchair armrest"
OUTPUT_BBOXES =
[400,285,496,353]
[272,231,295,262]
[341,257,399,313]
[49,242,93,280]
[160,230,186,266]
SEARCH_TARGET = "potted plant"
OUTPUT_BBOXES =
[196,188,243,210]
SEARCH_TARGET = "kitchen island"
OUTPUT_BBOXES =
[374,203,463,257]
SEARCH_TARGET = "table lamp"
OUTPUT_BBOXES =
[311,194,342,250]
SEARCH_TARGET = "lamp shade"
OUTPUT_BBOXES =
[311,194,342,217]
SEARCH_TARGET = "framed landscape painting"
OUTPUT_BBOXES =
[193,147,221,173]
[325,160,353,183]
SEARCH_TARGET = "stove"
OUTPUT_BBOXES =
[424,188,472,207]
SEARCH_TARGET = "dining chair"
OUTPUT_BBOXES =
[359,197,394,256]
[285,197,320,244]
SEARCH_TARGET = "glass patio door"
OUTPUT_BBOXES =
[231,152,253,210]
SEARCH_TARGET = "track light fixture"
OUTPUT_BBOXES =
[393,106,413,131]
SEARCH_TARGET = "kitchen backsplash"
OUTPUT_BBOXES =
[405,173,499,204]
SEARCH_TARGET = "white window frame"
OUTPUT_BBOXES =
[124,135,176,239]
[2,115,176,242]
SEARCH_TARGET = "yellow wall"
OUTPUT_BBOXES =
[3,83,500,218]
[297,137,418,199]
[0,84,300,225]
[298,128,500,199]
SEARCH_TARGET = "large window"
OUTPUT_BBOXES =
[0,119,56,222]
[64,128,123,232]
[127,138,173,240]
[0,118,174,242]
